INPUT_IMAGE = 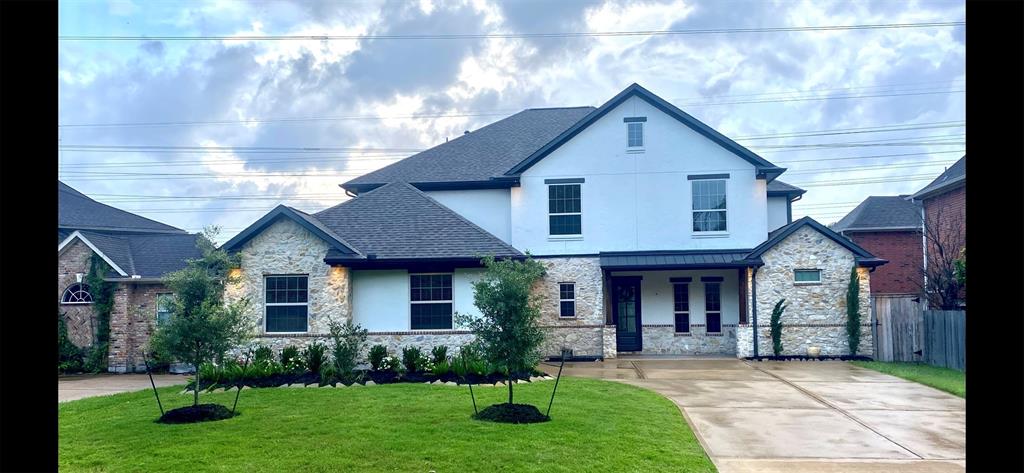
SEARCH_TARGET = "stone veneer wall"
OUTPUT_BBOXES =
[641,325,738,355]
[533,257,608,358]
[108,282,171,372]
[738,226,873,357]
[58,239,99,347]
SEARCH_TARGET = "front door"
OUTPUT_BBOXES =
[612,277,642,352]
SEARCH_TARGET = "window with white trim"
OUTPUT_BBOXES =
[265,275,308,333]
[704,282,722,333]
[627,122,644,147]
[794,269,822,284]
[155,293,174,326]
[673,283,690,333]
[411,274,453,330]
[61,283,93,304]
[692,179,727,232]
[548,184,582,236]
[559,282,576,317]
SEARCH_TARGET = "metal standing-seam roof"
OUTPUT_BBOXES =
[599,250,754,270]
[833,196,923,233]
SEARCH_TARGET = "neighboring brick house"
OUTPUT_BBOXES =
[909,155,966,308]
[833,196,923,295]
[222,83,886,359]
[58,181,203,372]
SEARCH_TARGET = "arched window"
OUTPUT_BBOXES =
[61,283,94,304]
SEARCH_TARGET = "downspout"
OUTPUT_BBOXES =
[751,266,759,358]
[919,203,928,297]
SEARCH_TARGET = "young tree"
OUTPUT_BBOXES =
[149,227,252,407]
[770,299,786,356]
[846,265,861,355]
[456,256,546,406]
[914,205,966,310]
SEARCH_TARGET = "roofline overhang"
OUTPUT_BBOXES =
[103,277,165,283]
[856,257,889,268]
[767,189,808,201]
[325,255,525,270]
[908,175,966,201]
[838,226,923,233]
[58,225,187,235]
[342,177,520,195]
[221,205,361,255]
[57,231,131,277]
[602,262,757,271]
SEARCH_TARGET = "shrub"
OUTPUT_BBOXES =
[770,299,786,356]
[280,346,300,366]
[253,345,274,364]
[402,346,424,373]
[455,344,489,377]
[380,355,402,373]
[846,265,861,355]
[319,364,336,385]
[328,319,368,382]
[221,359,246,384]
[303,342,328,375]
[431,360,451,377]
[368,344,388,371]
[431,345,449,365]
[197,362,221,389]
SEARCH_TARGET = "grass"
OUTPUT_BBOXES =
[851,361,965,398]
[59,377,715,472]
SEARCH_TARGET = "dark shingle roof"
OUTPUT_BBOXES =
[833,196,922,232]
[59,181,186,234]
[910,155,966,200]
[68,231,203,278]
[766,180,806,198]
[343,107,595,191]
[314,182,522,261]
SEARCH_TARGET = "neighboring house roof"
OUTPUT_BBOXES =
[743,216,887,267]
[220,205,362,256]
[600,249,753,271]
[909,155,966,200]
[58,230,204,278]
[833,196,922,233]
[342,107,595,193]
[343,83,789,193]
[506,84,786,181]
[59,181,187,234]
[766,180,806,201]
[315,182,523,267]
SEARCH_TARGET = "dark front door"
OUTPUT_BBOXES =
[612,277,642,352]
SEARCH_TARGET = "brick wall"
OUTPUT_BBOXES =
[58,240,98,347]
[848,231,923,295]
[924,185,966,255]
[108,282,172,373]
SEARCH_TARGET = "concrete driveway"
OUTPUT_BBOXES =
[59,374,190,402]
[541,358,965,473]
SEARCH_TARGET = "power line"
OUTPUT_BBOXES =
[58,21,965,42]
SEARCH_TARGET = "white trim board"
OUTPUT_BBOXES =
[57,231,130,277]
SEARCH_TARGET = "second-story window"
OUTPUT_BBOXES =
[692,179,727,232]
[627,122,644,147]
[549,183,582,236]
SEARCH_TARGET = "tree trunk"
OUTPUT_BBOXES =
[193,366,200,407]
[507,367,513,405]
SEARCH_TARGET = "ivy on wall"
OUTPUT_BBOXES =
[83,255,116,372]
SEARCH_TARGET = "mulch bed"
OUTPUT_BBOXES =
[185,369,546,392]
[157,404,237,424]
[473,403,550,424]
[745,355,873,361]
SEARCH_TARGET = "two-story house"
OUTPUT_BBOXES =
[834,196,924,296]
[221,84,885,360]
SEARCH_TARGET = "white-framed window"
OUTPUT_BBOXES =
[548,183,582,236]
[704,281,722,333]
[692,179,727,232]
[627,122,644,148]
[794,269,822,284]
[61,283,93,304]
[559,282,576,318]
[673,282,690,333]
[155,293,174,326]
[410,273,453,330]
[265,275,308,333]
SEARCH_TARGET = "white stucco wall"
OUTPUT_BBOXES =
[351,268,484,331]
[767,196,790,232]
[610,269,740,327]
[424,188,512,243]
[511,95,769,255]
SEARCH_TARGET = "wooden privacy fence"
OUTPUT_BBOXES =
[872,295,965,371]
[922,310,966,371]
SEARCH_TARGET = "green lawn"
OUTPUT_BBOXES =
[60,377,715,472]
[851,361,965,398]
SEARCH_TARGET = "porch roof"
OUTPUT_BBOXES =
[599,249,755,271]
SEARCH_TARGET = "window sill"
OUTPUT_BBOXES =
[705,332,724,337]
[794,282,823,286]
[558,315,577,319]
[548,235,583,241]
[625,148,645,154]
[263,332,310,336]
[692,232,730,239]
[674,332,692,337]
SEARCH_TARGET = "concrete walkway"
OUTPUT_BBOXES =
[59,374,190,402]
[540,358,965,473]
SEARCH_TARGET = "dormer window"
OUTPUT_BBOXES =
[624,117,646,148]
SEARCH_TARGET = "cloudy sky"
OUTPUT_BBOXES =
[58,0,965,243]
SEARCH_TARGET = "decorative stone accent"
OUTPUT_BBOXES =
[602,325,617,359]
[538,325,604,358]
[743,226,874,357]
[224,218,353,337]
[533,257,606,358]
[640,325,737,355]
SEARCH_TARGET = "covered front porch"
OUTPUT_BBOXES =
[600,250,753,357]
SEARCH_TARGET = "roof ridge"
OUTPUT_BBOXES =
[525,105,595,111]
[396,182,523,257]
[61,190,188,233]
